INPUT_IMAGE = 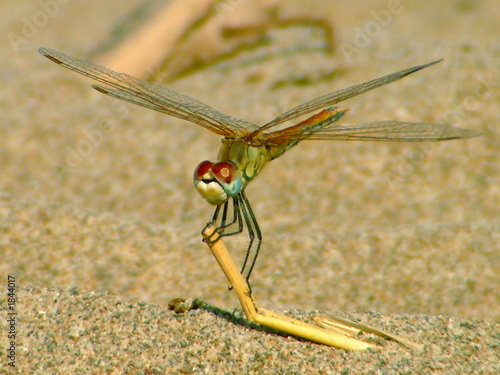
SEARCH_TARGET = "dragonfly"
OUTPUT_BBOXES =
[39,48,480,287]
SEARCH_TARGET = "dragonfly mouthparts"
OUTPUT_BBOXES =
[194,160,242,206]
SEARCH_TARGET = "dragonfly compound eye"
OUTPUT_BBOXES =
[212,162,242,198]
[193,160,241,205]
[193,160,213,181]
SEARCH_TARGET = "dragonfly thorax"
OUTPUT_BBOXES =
[193,160,242,206]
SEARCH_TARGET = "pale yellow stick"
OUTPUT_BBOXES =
[201,228,258,319]
[315,315,424,351]
[96,0,214,78]
[202,226,373,351]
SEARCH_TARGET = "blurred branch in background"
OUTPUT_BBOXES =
[91,0,335,81]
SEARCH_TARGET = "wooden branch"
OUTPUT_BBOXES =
[95,0,214,78]
[202,226,374,351]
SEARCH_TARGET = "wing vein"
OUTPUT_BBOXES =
[255,60,443,134]
[39,48,256,136]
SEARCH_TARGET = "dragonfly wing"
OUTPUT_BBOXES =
[267,121,482,142]
[91,84,254,135]
[92,84,181,114]
[255,60,443,134]
[39,48,255,136]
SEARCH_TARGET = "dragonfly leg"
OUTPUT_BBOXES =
[218,202,230,235]
[238,191,262,286]
[202,192,261,288]
[217,198,242,235]
[202,204,223,244]
[203,199,244,245]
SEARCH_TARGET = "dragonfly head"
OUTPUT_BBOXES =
[193,160,242,205]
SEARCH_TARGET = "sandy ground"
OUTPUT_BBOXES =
[1,0,499,373]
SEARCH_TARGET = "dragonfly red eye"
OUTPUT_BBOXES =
[193,160,213,180]
[212,162,236,183]
[212,162,242,197]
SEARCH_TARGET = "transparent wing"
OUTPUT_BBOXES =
[253,60,443,135]
[39,48,255,136]
[267,120,481,143]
